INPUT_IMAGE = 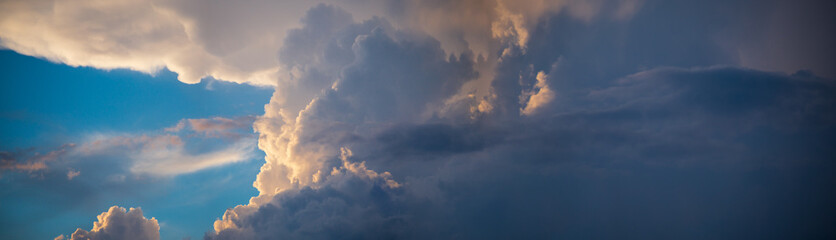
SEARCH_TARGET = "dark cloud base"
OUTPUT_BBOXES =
[206,4,836,239]
[209,65,836,239]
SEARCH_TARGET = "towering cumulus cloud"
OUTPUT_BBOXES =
[3,0,834,239]
[210,1,836,239]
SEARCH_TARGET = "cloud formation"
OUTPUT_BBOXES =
[0,143,74,176]
[57,206,159,240]
[210,148,407,239]
[205,2,835,239]
[520,71,554,115]
[0,0,318,85]
[0,0,646,86]
[3,0,835,239]
[113,134,255,176]
[212,65,836,239]
[0,116,257,180]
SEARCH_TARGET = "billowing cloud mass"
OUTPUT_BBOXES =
[3,0,834,239]
[206,1,835,239]
[0,0,289,85]
[0,0,643,86]
[56,206,159,240]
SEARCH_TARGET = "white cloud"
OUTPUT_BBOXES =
[63,206,159,240]
[210,147,404,239]
[0,0,319,85]
[249,5,480,203]
[166,116,255,139]
[75,116,258,177]
[128,137,255,176]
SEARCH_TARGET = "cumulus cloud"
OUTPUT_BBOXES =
[250,4,478,203]
[204,2,835,239]
[0,0,646,87]
[209,148,407,239]
[58,206,159,240]
[3,0,836,239]
[520,71,554,115]
[211,64,836,239]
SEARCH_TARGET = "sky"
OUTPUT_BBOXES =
[0,0,834,239]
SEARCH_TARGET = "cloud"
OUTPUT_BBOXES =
[166,116,256,139]
[3,0,836,239]
[58,206,159,240]
[0,0,324,85]
[127,136,256,176]
[204,3,836,239]
[73,134,201,176]
[0,0,646,87]
[249,4,480,203]
[520,71,554,115]
[0,116,258,179]
[209,148,407,239]
[74,116,258,177]
[0,143,74,176]
[209,64,836,239]
[188,117,254,136]
[66,169,80,180]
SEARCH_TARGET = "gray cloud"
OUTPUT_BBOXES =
[3,0,835,239]
[0,143,74,175]
[208,2,836,239]
[210,149,409,240]
[250,4,479,200]
[212,65,836,239]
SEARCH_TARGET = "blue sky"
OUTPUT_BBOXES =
[1,0,835,239]
[0,50,271,239]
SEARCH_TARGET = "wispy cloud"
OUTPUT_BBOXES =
[1,116,257,179]
[165,116,255,139]
[0,144,75,175]
[127,136,255,176]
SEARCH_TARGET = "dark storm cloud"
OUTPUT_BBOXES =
[208,1,836,239]
[246,66,835,239]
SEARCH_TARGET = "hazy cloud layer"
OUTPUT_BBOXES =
[1,116,257,179]
[1,143,74,175]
